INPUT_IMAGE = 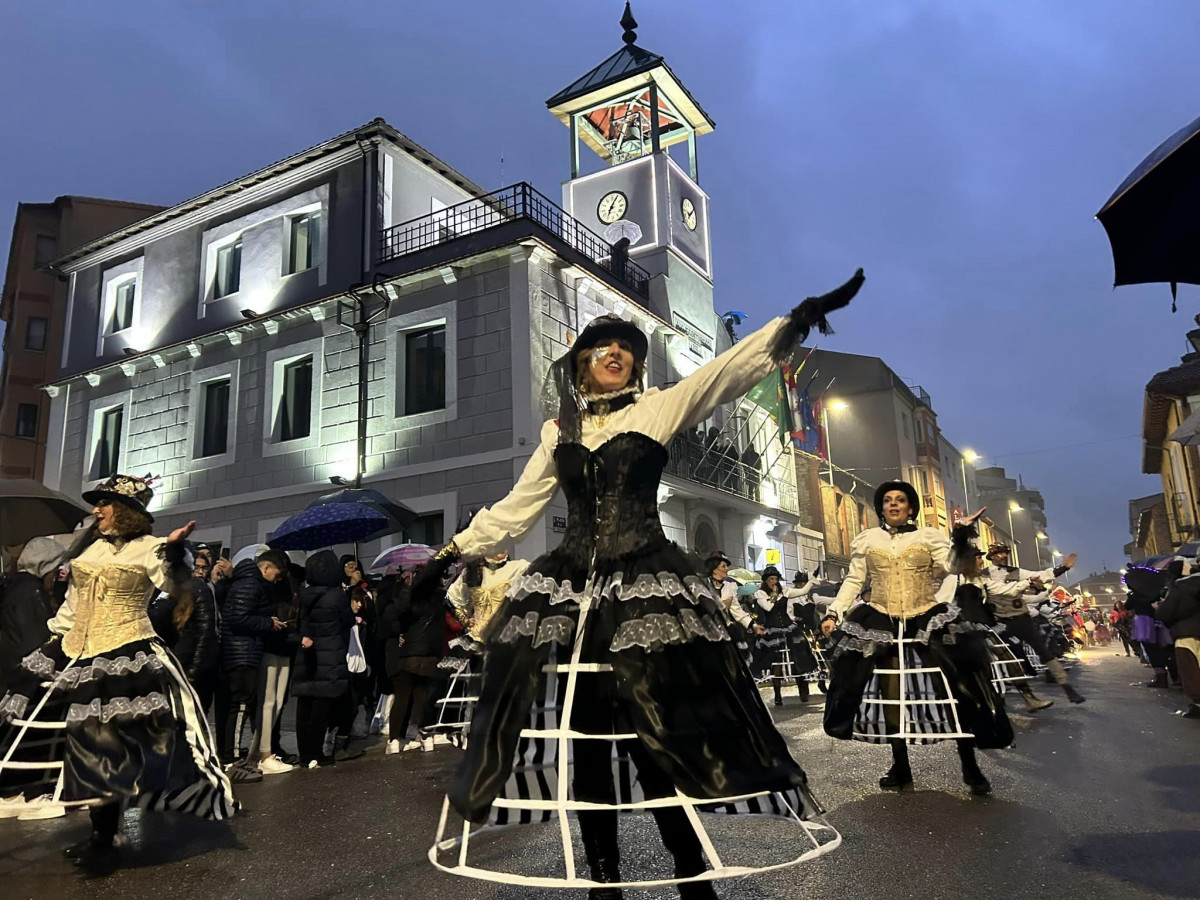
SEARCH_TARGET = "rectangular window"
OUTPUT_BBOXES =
[34,235,57,268]
[109,281,136,333]
[215,238,242,298]
[200,379,231,458]
[288,213,321,274]
[280,357,313,442]
[15,403,38,438]
[96,408,123,479]
[24,317,47,351]
[409,513,444,546]
[404,326,446,415]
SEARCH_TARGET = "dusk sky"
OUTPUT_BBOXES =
[3,1,1199,577]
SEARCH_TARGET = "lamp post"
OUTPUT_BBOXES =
[1008,503,1023,567]
[1035,531,1048,568]
[822,400,848,488]
[959,449,979,518]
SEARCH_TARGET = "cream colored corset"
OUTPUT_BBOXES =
[63,554,159,659]
[469,582,512,641]
[865,543,943,619]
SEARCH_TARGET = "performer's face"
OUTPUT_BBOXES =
[93,501,116,534]
[881,490,911,527]
[990,549,1010,566]
[764,575,779,591]
[486,552,509,564]
[587,340,634,393]
[712,560,729,581]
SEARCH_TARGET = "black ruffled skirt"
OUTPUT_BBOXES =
[449,539,816,824]
[822,604,1013,748]
[0,638,235,818]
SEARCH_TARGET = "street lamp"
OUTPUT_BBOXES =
[1008,502,1023,567]
[960,449,979,516]
[822,400,848,488]
[1035,531,1048,568]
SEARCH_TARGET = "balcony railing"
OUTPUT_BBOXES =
[377,182,651,298]
[665,432,798,513]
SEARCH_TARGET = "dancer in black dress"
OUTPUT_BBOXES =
[427,270,864,897]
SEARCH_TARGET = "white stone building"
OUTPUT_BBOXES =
[42,24,802,574]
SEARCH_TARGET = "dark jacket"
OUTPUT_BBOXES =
[261,576,300,658]
[290,550,354,699]
[175,579,220,681]
[220,558,278,671]
[0,573,54,689]
[1158,573,1200,640]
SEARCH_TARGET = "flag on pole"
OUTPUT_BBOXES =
[746,368,794,447]
[792,387,826,459]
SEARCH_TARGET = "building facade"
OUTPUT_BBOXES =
[41,28,800,572]
[1141,319,1200,551]
[0,196,163,480]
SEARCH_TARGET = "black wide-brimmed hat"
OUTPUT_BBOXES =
[572,314,648,366]
[986,542,1011,560]
[761,565,782,581]
[82,474,156,522]
[873,481,920,519]
[704,550,732,571]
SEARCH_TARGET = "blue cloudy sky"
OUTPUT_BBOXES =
[2,0,1199,575]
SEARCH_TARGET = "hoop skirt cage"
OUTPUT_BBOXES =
[429,433,840,889]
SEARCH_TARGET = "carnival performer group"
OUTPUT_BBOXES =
[0,475,236,868]
[421,269,865,898]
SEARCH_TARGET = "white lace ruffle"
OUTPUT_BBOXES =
[66,692,170,724]
[52,651,166,689]
[20,648,57,678]
[495,611,576,648]
[609,609,729,653]
[510,570,717,608]
[510,572,589,606]
[912,606,969,645]
[0,692,30,721]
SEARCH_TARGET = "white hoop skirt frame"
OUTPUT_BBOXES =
[429,580,841,890]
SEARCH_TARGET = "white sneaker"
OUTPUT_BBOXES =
[0,795,27,819]
[421,736,435,752]
[401,739,422,752]
[432,733,452,745]
[259,755,295,775]
[17,795,66,820]
[307,759,321,769]
[385,740,401,755]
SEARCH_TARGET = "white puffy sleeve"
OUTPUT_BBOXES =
[633,317,787,445]
[830,531,871,619]
[452,420,560,558]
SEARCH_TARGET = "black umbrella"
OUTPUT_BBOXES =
[308,488,419,543]
[0,478,91,546]
[1097,112,1200,305]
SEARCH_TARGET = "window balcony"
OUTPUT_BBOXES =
[377,182,651,299]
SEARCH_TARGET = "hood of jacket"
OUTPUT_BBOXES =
[17,537,67,578]
[305,549,344,588]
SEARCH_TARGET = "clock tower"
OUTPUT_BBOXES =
[548,3,716,337]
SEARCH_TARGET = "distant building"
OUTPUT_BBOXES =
[975,466,1054,569]
[39,19,800,571]
[1126,493,1172,560]
[1073,570,1125,608]
[0,196,163,479]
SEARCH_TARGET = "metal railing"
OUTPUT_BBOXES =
[377,182,651,298]
[665,432,799,513]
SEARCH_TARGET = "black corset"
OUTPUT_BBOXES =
[553,432,669,562]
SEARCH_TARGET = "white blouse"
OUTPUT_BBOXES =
[453,316,789,558]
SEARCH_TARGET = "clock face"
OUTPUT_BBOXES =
[597,191,628,225]
[681,197,698,231]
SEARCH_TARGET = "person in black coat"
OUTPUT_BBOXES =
[291,550,354,766]
[378,564,447,751]
[214,551,289,765]
[1158,566,1200,719]
[0,538,62,696]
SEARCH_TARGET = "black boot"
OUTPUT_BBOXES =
[773,681,784,707]
[1147,672,1169,689]
[335,736,365,762]
[678,878,720,898]
[1183,703,1200,719]
[797,679,811,702]
[957,741,991,796]
[1061,683,1086,704]
[66,803,121,870]
[581,812,623,900]
[879,740,913,791]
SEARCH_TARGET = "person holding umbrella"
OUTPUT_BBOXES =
[0,475,235,868]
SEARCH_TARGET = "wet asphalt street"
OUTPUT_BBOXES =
[1,647,1197,900]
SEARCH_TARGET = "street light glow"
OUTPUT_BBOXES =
[1036,532,1047,540]
[963,449,980,463]
[1010,503,1023,512]
[828,399,849,412]
[1053,549,1062,557]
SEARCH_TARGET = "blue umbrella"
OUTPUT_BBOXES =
[310,488,418,541]
[267,503,389,551]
